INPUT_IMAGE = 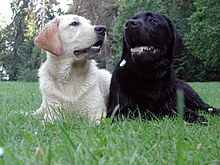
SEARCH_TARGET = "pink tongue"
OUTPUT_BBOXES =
[130,47,142,53]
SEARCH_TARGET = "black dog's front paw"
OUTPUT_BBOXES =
[184,108,208,125]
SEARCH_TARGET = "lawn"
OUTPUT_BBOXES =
[0,81,220,165]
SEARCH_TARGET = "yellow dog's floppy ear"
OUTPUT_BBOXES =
[34,18,63,56]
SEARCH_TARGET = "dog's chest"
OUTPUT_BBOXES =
[119,73,175,105]
[118,78,175,116]
[119,76,157,98]
[59,70,98,100]
[40,60,99,103]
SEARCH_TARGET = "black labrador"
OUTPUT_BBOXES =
[107,10,220,123]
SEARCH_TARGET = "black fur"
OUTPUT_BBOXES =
[107,10,220,123]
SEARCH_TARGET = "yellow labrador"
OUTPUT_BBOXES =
[34,15,111,123]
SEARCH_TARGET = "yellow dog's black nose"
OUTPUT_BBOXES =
[94,26,106,36]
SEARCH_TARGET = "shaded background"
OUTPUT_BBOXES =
[0,0,219,82]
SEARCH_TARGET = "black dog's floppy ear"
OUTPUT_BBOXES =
[163,15,177,57]
[121,36,131,61]
[163,15,184,57]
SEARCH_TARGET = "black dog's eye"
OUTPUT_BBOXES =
[69,21,80,26]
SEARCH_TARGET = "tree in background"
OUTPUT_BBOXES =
[159,0,202,81]
[17,0,63,82]
[0,0,219,81]
[0,0,62,81]
[186,0,220,80]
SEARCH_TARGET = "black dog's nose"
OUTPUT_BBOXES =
[125,19,141,29]
[94,26,106,36]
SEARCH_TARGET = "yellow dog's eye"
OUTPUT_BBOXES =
[69,21,80,26]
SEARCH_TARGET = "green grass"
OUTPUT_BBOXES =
[0,81,220,165]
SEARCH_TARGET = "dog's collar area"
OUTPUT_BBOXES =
[120,59,126,67]
[73,39,104,56]
[156,69,167,79]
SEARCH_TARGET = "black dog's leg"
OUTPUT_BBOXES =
[177,80,220,115]
[184,108,207,124]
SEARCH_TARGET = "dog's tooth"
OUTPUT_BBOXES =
[153,49,156,53]
[131,47,142,54]
[143,46,148,51]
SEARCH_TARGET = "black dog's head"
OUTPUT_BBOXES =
[122,10,178,68]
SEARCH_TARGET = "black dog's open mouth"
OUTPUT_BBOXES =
[73,39,104,57]
[130,46,160,55]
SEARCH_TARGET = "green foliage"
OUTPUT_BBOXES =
[18,67,38,82]
[1,0,220,81]
[0,24,19,81]
[161,1,199,81]
[186,0,220,65]
[17,40,43,82]
[182,0,220,81]
[0,0,62,81]
[26,19,36,38]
